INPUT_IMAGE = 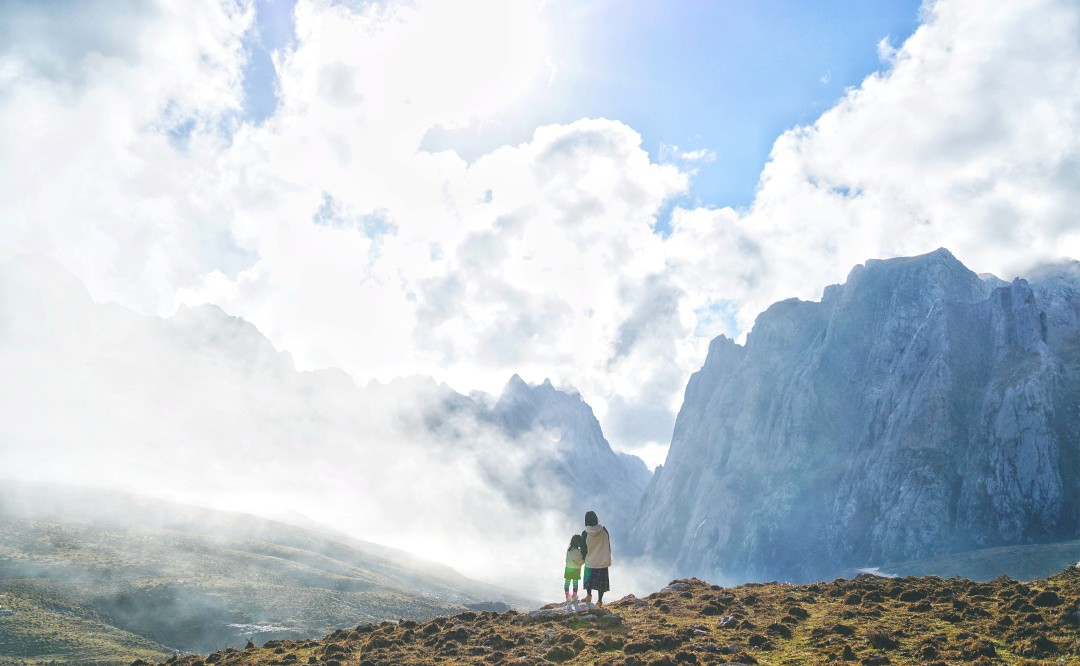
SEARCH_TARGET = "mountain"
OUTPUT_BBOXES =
[487,375,651,536]
[0,483,528,665]
[137,566,1080,666]
[631,248,1080,583]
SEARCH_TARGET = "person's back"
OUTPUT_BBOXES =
[583,524,611,568]
[581,510,612,606]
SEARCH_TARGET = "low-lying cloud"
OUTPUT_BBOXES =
[0,256,666,599]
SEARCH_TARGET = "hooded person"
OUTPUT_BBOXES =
[580,510,611,606]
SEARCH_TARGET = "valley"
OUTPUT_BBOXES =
[0,485,527,665]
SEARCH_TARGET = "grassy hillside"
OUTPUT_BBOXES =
[0,484,529,665]
[0,581,170,666]
[152,566,1080,666]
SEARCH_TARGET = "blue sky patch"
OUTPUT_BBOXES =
[241,0,298,125]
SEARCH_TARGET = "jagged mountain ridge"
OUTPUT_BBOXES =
[380,372,652,538]
[631,248,1080,583]
[487,375,650,536]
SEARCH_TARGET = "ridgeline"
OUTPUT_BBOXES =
[141,567,1080,666]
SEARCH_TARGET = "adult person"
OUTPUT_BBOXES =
[580,510,611,607]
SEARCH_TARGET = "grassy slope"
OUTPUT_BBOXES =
[162,566,1080,666]
[0,582,171,666]
[0,487,528,665]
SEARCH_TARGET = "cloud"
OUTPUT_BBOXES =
[4,0,1080,483]
[0,256,673,598]
[659,144,717,164]
[661,0,1080,338]
[0,0,253,310]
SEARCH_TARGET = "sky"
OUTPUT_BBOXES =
[3,0,1080,473]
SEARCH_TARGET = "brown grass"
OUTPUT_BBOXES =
[141,566,1080,666]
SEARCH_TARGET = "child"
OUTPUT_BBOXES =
[564,534,585,602]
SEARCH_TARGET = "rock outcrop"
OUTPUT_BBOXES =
[631,249,1080,582]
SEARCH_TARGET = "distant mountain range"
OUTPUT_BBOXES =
[629,249,1080,582]
[5,246,1080,613]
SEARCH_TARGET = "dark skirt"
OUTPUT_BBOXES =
[583,566,610,593]
[564,566,582,581]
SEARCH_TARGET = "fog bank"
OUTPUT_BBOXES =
[0,255,664,600]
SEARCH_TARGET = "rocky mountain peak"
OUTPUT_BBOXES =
[840,247,989,312]
[502,372,530,395]
[631,249,1080,583]
[489,374,650,535]
[168,303,296,375]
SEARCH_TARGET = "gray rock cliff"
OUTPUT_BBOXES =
[630,248,1080,582]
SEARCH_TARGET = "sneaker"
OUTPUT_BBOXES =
[564,592,571,602]
[571,593,579,601]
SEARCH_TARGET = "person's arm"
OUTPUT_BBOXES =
[580,530,588,560]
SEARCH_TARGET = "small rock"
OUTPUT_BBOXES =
[663,581,692,592]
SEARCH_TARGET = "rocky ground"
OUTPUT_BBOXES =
[140,566,1080,666]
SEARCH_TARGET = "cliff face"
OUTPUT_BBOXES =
[630,249,1080,582]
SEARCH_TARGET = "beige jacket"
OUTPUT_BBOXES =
[583,524,612,568]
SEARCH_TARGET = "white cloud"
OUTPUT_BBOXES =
[0,257,670,597]
[660,144,717,164]
[667,0,1080,335]
[0,0,253,310]
[4,0,1080,490]
[876,36,898,64]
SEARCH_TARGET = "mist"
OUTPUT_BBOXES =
[0,255,667,602]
